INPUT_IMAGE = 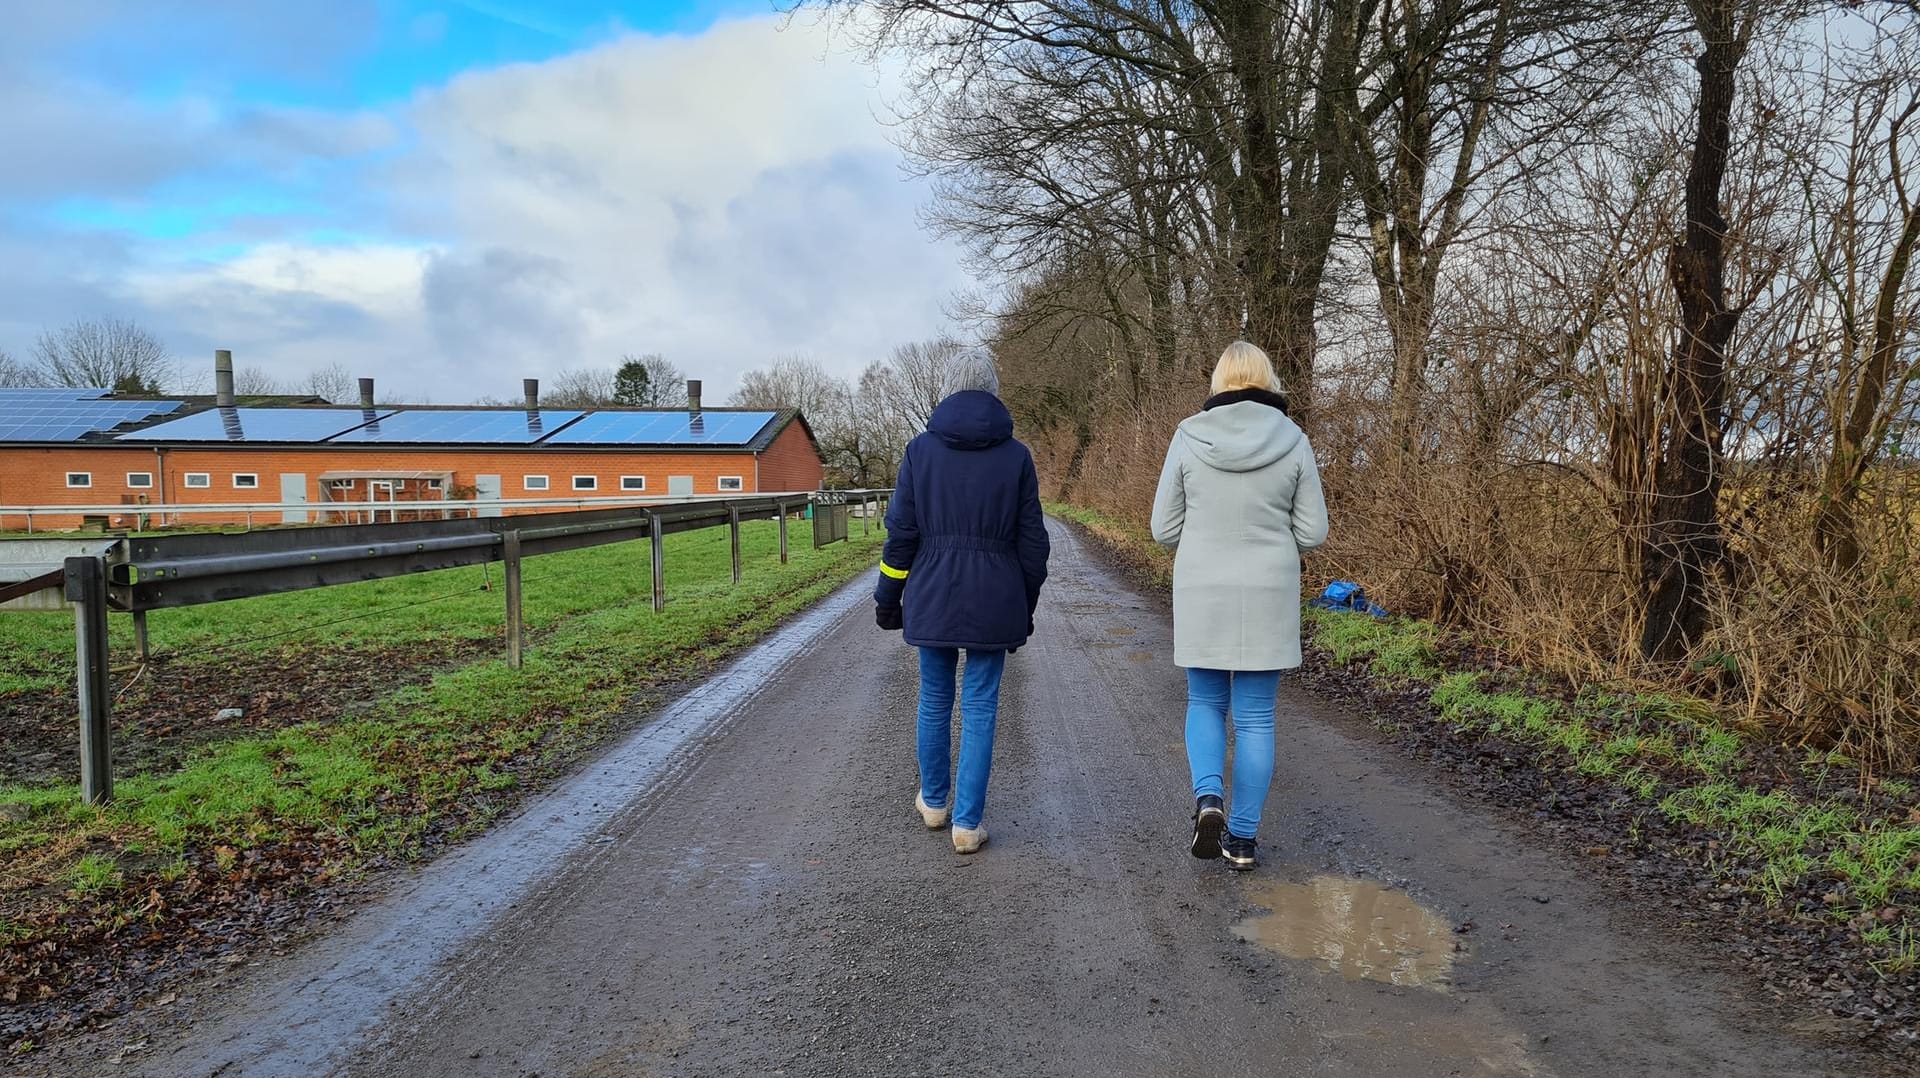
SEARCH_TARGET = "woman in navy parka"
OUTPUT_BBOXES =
[874,351,1049,854]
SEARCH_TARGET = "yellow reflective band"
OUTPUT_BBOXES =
[879,561,909,580]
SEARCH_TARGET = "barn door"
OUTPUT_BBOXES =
[474,474,503,518]
[279,474,308,523]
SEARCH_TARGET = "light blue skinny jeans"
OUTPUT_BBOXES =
[1185,667,1281,840]
[917,647,1007,830]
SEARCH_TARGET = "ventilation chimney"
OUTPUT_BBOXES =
[524,378,540,411]
[358,378,375,409]
[687,379,702,414]
[214,349,235,408]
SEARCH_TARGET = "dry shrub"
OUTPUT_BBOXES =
[1050,372,1920,770]
[1709,482,1920,770]
[1041,391,1195,533]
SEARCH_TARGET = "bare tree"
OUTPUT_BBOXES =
[545,367,617,408]
[31,318,172,393]
[729,355,845,416]
[825,0,1366,414]
[305,362,357,404]
[0,349,43,387]
[1805,33,1920,574]
[232,366,289,396]
[1638,0,1770,662]
[642,354,689,407]
[874,336,968,432]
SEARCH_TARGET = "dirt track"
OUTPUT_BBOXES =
[19,519,1884,1077]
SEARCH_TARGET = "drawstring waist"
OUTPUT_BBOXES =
[924,535,1016,554]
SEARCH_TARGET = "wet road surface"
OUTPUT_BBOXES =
[50,520,1872,1077]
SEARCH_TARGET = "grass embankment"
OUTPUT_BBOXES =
[1047,502,1171,587]
[0,522,882,1040]
[1048,503,1920,978]
[1314,612,1920,969]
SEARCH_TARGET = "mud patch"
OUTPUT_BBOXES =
[1231,874,1456,989]
[1104,627,1136,637]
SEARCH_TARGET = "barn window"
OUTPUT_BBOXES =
[620,476,646,492]
[184,473,211,489]
[523,475,549,491]
[65,472,92,488]
[572,475,598,491]
[232,473,260,490]
[717,476,744,492]
[126,472,153,488]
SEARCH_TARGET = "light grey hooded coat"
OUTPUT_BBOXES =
[1150,399,1329,670]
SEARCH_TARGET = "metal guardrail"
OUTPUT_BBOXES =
[37,488,892,804]
[0,492,818,532]
[0,539,118,611]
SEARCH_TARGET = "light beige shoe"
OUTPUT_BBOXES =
[915,792,950,830]
[952,824,988,854]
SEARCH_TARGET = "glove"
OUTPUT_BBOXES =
[875,604,903,631]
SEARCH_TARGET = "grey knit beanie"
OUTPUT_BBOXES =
[948,347,1001,396]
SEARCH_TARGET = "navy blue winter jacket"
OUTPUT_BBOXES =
[874,391,1050,651]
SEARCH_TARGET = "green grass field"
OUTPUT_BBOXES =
[0,520,883,961]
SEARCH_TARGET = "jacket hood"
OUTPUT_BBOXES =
[928,390,1014,450]
[1176,399,1303,472]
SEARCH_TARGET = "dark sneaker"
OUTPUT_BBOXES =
[1220,833,1257,871]
[1190,795,1226,859]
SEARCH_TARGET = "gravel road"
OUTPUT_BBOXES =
[26,519,1880,1077]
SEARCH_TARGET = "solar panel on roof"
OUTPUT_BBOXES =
[0,397,186,441]
[0,387,110,400]
[544,410,777,446]
[117,407,393,442]
[327,409,585,444]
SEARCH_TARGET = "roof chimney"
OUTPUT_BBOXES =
[687,379,702,414]
[214,349,235,408]
[358,377,375,409]
[524,378,540,411]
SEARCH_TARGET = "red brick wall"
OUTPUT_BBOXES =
[0,445,792,530]
[755,419,825,493]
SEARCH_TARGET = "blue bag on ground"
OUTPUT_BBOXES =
[1310,580,1388,618]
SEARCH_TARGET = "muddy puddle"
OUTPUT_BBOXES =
[1231,874,1456,989]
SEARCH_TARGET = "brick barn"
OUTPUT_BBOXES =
[0,370,824,532]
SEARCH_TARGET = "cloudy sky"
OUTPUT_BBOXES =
[0,0,970,401]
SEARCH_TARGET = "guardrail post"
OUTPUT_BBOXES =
[65,557,113,805]
[503,530,524,669]
[728,506,742,584]
[777,501,789,564]
[648,511,666,613]
[132,610,151,662]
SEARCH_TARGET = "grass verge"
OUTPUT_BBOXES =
[1305,605,1920,948]
[1045,502,1171,588]
[0,521,882,1042]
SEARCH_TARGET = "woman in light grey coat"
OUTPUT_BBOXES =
[1151,341,1328,870]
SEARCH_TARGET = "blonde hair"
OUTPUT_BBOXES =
[1210,340,1282,395]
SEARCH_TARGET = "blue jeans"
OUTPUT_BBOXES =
[1185,667,1281,840]
[917,647,1007,830]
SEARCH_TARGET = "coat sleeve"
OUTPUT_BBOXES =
[1016,450,1050,616]
[875,445,919,609]
[1149,434,1186,548]
[1290,438,1329,552]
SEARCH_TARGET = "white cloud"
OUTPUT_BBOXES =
[48,11,971,402]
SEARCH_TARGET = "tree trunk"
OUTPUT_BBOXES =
[1639,6,1747,662]
[1813,160,1920,573]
